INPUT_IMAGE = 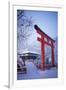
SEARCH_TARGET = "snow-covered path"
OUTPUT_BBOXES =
[17,61,57,80]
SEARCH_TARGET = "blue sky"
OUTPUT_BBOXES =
[24,10,58,39]
[17,10,58,53]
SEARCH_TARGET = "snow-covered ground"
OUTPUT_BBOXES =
[39,67,57,79]
[17,61,58,80]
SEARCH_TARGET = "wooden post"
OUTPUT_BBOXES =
[51,42,54,66]
[41,37,45,70]
[37,36,45,70]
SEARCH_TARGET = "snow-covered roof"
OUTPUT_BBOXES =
[18,50,40,55]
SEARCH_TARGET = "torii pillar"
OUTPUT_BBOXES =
[51,41,54,66]
[37,33,45,70]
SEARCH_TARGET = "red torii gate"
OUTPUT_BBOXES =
[34,25,55,70]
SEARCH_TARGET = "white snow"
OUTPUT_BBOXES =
[17,61,57,80]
